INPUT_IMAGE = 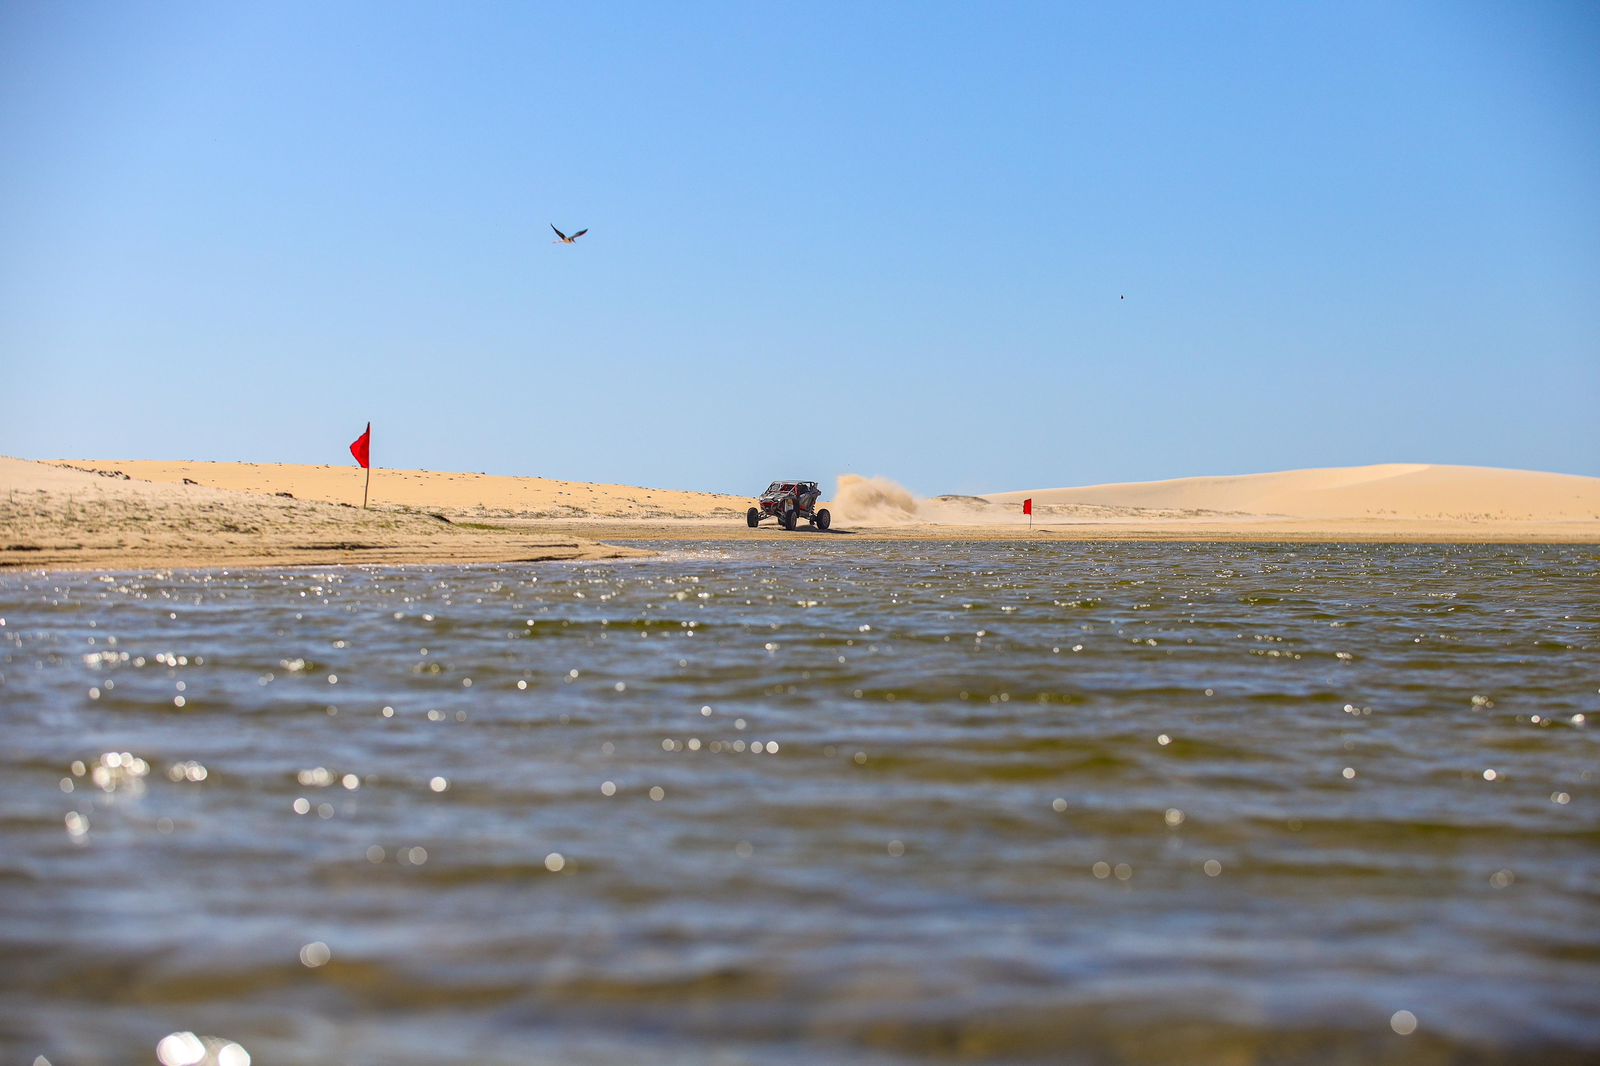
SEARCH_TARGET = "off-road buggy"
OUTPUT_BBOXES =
[747,481,831,531]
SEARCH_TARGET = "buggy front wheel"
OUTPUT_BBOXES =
[746,507,760,528]
[782,509,798,531]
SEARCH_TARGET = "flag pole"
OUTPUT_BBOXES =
[350,421,372,508]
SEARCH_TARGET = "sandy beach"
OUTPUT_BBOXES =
[3,457,1597,570]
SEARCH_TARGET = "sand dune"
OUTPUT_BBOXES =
[983,464,1600,523]
[53,460,747,520]
[58,460,1597,530]
[829,464,1600,539]
[4,458,1596,573]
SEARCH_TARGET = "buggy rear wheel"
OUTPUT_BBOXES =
[746,507,760,528]
[815,508,831,531]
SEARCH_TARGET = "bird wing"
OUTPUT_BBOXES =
[571,228,588,239]
[551,224,568,240]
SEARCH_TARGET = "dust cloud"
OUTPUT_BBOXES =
[830,475,1009,526]
[832,475,920,523]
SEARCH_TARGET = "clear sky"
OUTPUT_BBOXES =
[2,1,1596,496]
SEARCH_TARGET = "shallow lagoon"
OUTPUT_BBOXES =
[2,542,1597,1063]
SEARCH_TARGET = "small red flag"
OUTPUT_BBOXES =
[1023,498,1033,516]
[350,423,371,469]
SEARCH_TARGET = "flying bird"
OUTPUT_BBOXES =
[551,224,588,245]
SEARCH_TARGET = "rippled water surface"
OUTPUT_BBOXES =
[2,542,1598,1064]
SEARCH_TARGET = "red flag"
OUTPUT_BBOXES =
[349,423,371,469]
[1023,498,1033,516]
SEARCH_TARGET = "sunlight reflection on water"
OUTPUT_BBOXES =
[2,541,1597,1064]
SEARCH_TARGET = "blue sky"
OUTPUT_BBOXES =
[2,1,1596,496]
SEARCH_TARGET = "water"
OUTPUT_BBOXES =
[2,542,1597,1065]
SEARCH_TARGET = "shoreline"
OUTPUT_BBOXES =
[537,519,1600,546]
[1,541,651,573]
